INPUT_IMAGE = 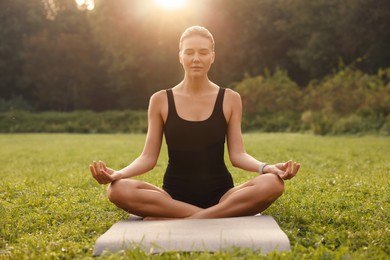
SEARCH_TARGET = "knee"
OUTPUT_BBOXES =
[259,173,285,200]
[107,180,121,203]
[269,174,285,198]
[107,179,133,204]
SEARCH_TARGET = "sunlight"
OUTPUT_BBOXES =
[75,0,95,11]
[152,0,189,10]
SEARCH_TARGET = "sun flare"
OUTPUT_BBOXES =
[153,0,189,10]
[75,0,95,11]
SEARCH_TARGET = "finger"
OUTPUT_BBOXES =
[91,161,100,178]
[93,160,100,172]
[99,161,111,177]
[99,160,105,172]
[102,171,114,183]
[280,169,289,180]
[285,162,300,179]
[101,161,108,172]
[289,162,298,174]
[288,160,294,173]
[289,161,295,174]
[293,162,300,174]
[98,161,108,176]
[287,162,296,177]
[283,161,291,176]
[90,164,104,184]
[98,164,114,183]
[283,161,296,180]
[95,161,110,183]
[101,161,112,175]
[89,164,97,177]
[284,160,292,172]
[282,161,289,171]
[99,161,105,173]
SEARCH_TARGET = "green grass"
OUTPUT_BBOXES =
[1,133,389,259]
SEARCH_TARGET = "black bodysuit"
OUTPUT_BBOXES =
[163,87,234,208]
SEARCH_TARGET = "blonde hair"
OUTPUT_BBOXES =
[179,26,215,52]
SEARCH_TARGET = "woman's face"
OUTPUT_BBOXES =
[179,35,215,77]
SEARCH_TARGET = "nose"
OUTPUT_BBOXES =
[193,53,200,63]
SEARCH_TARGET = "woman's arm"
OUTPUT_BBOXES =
[225,89,262,172]
[225,89,300,179]
[90,91,166,184]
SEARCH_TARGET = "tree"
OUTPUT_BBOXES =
[22,0,112,111]
[0,0,46,104]
[2,0,390,111]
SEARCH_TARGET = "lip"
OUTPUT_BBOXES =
[190,66,203,69]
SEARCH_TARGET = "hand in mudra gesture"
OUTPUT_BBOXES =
[89,160,122,184]
[265,160,300,180]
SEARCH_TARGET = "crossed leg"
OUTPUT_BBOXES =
[189,173,284,218]
[107,179,202,218]
[107,173,284,219]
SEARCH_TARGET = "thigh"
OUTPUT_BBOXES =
[109,178,171,198]
[218,174,282,203]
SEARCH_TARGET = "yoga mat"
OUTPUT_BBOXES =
[93,215,291,255]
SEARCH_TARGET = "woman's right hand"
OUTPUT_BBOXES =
[89,160,122,184]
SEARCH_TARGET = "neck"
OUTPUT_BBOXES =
[181,75,211,93]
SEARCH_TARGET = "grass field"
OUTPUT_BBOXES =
[1,133,389,259]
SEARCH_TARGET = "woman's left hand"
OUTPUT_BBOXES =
[264,160,300,180]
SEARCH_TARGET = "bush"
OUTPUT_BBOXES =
[235,69,303,132]
[332,114,364,134]
[379,114,390,136]
[299,67,390,135]
[0,110,147,133]
[1,68,389,135]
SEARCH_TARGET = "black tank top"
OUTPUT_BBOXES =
[162,87,234,208]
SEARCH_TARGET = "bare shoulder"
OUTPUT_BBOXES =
[224,88,241,99]
[222,88,242,123]
[149,90,168,108]
[224,88,242,108]
[150,90,167,103]
[149,90,168,121]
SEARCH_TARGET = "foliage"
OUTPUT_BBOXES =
[0,133,389,259]
[23,30,111,111]
[0,96,32,112]
[0,110,147,133]
[0,67,389,135]
[301,67,390,135]
[233,67,390,135]
[1,0,390,111]
[0,0,46,102]
[235,69,302,132]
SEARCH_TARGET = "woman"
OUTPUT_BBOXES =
[90,26,300,219]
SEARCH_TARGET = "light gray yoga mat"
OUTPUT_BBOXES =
[93,215,291,255]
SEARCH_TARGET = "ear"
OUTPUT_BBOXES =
[211,51,215,64]
[179,51,183,64]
